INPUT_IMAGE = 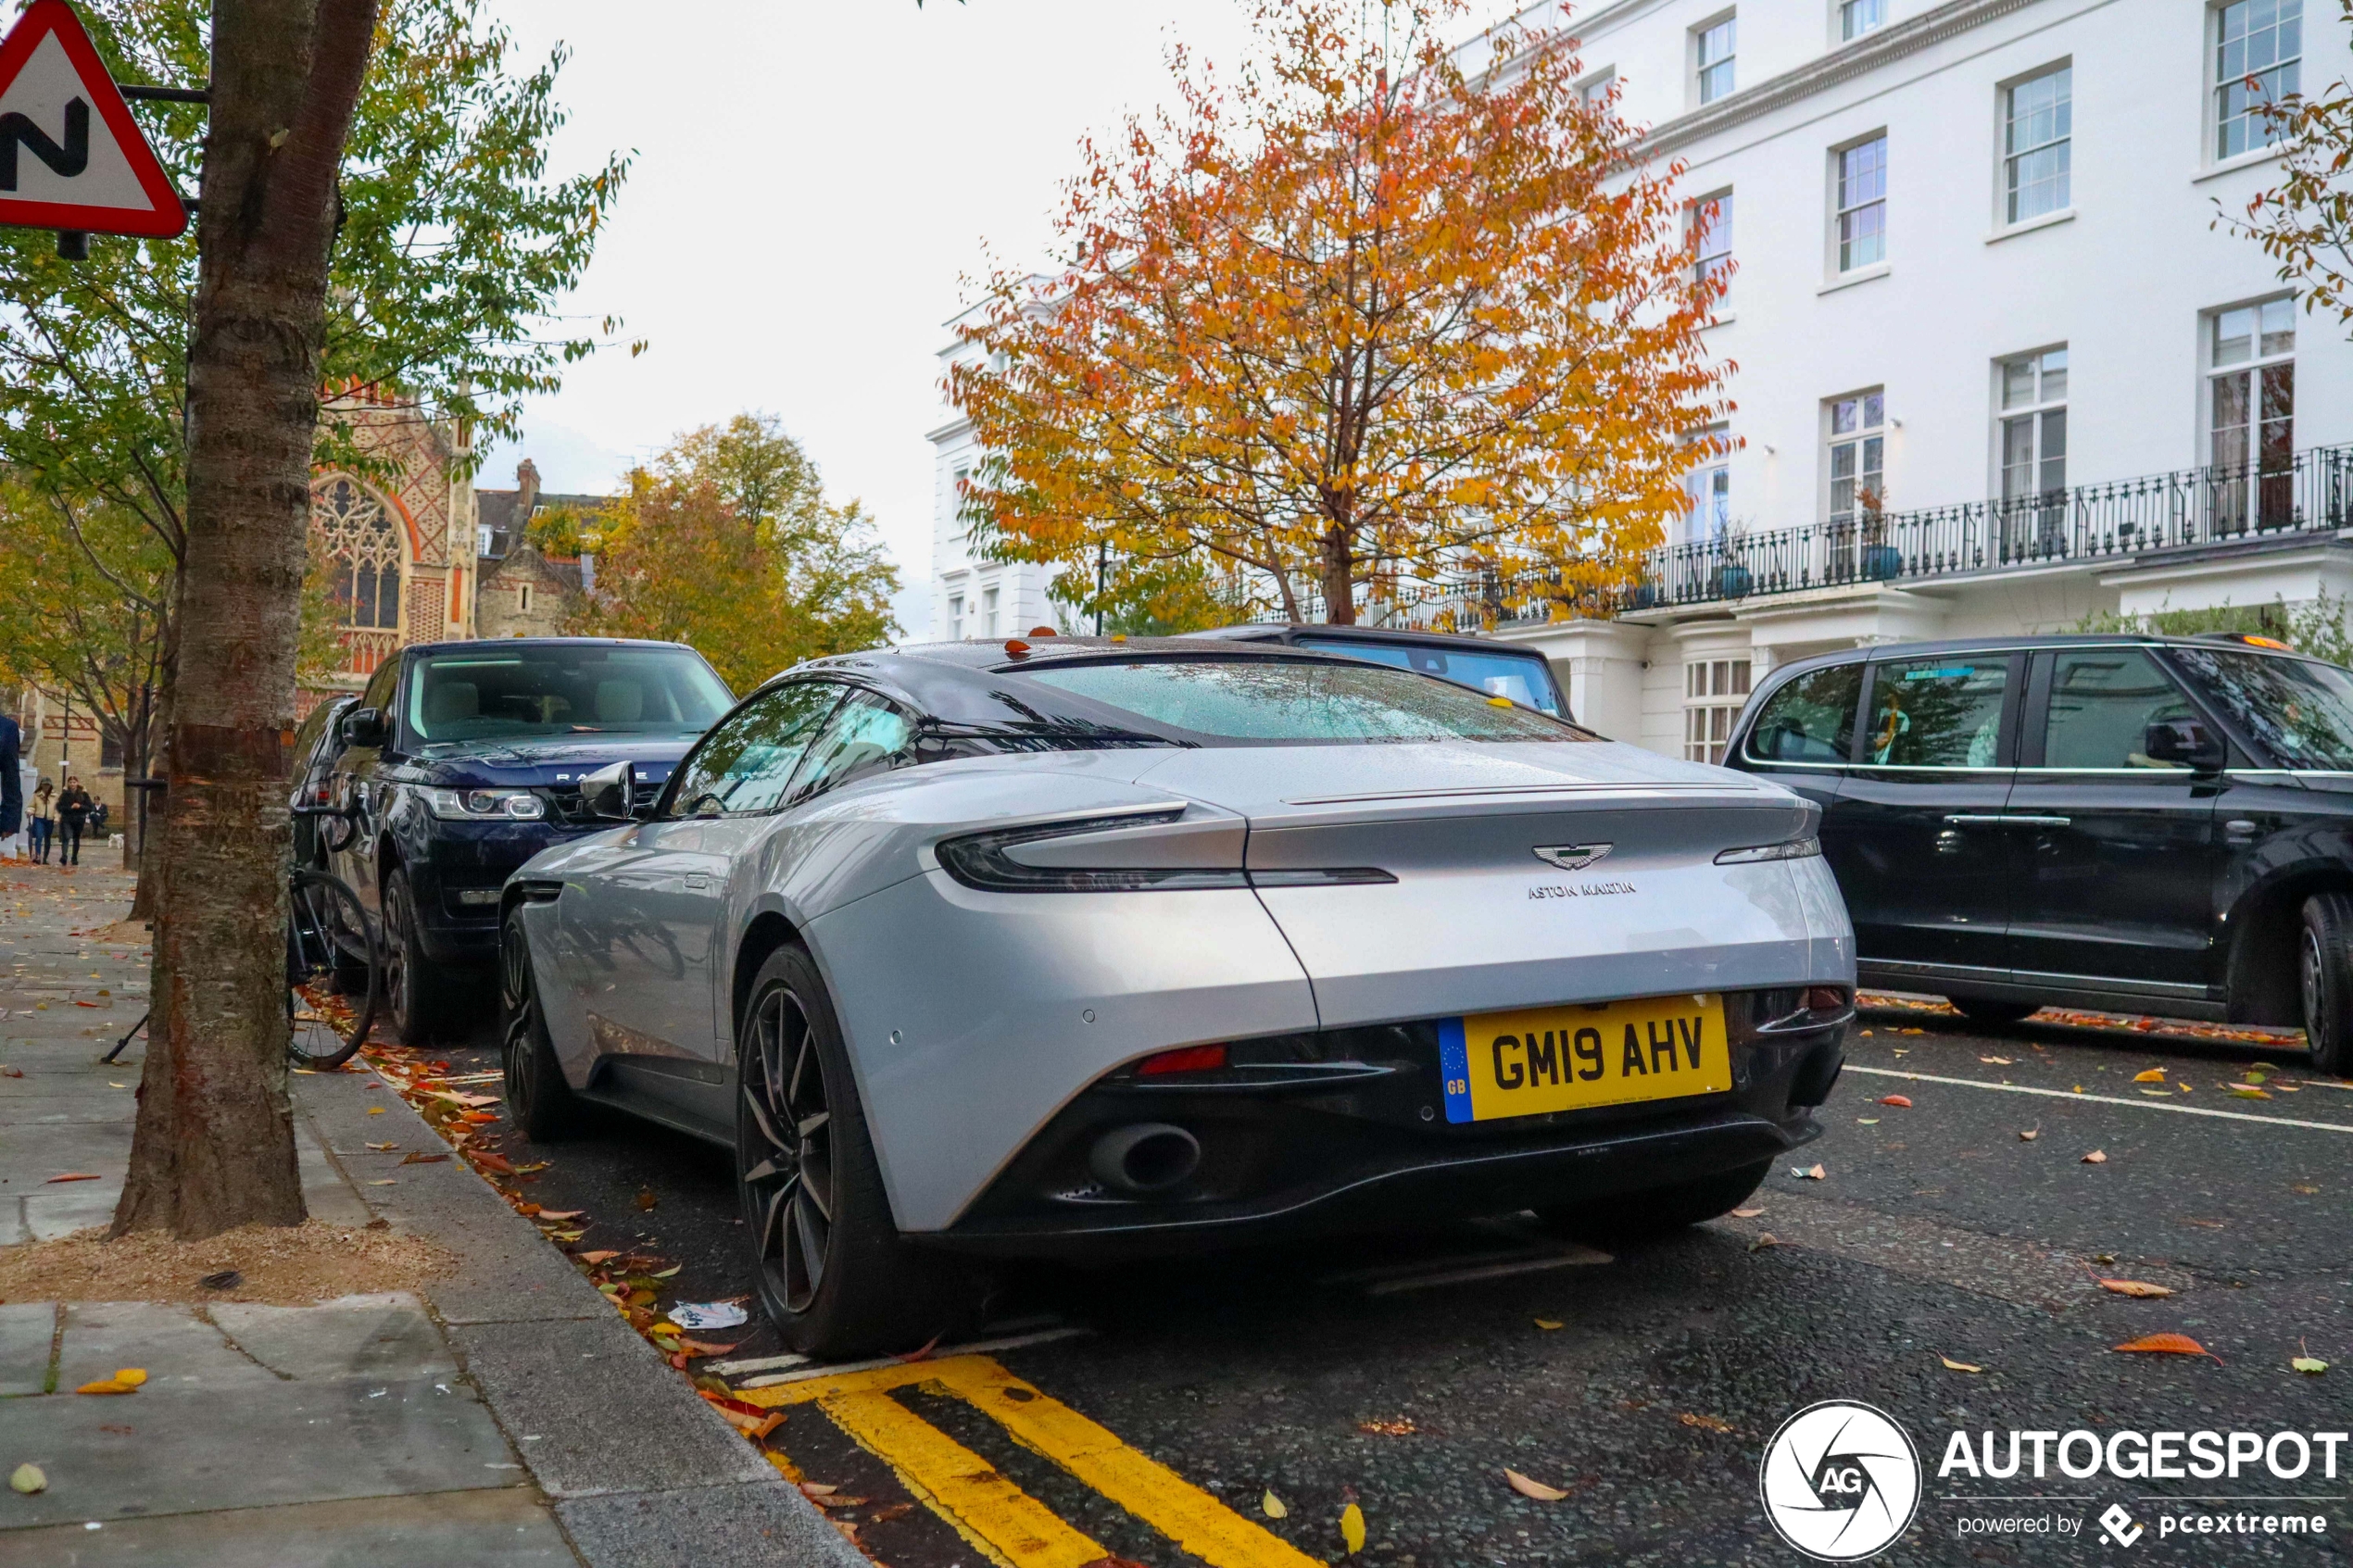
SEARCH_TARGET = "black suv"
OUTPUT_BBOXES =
[321,638,735,1044]
[1724,633,2353,1072]
[1188,622,1570,717]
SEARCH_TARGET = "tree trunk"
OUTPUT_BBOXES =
[1320,529,1356,625]
[113,0,379,1241]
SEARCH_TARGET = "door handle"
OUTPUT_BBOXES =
[2003,815,2072,827]
[1941,813,2070,827]
[1941,814,2009,825]
[2224,818,2259,841]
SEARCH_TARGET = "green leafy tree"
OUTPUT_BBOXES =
[573,415,901,693]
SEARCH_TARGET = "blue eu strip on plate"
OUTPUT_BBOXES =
[1437,1016,1472,1123]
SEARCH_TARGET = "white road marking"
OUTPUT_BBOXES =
[734,1325,1094,1388]
[1362,1247,1614,1296]
[1847,1066,2353,1134]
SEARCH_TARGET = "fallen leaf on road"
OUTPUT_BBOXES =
[1940,1357,1984,1373]
[0,1068,19,1078]
[111,1368,145,1386]
[2115,1333,2221,1362]
[399,1151,447,1165]
[652,1265,682,1279]
[891,1333,942,1364]
[1680,1412,1735,1433]
[1878,1095,1912,1108]
[2098,1280,2175,1298]
[1751,1233,1780,1251]
[1358,1418,1416,1435]
[2293,1184,2320,1195]
[635,1186,658,1210]
[1340,1502,1366,1554]
[1533,1318,1563,1330]
[869,1502,916,1524]
[471,1152,515,1175]
[677,1338,739,1358]
[364,1142,397,1151]
[44,1173,101,1183]
[8,1463,43,1495]
[1856,1118,1880,1125]
[2229,1085,2271,1099]
[1979,1056,2012,1065]
[1730,1207,1765,1218]
[2020,1128,2039,1142]
[2082,1150,2108,1164]
[76,1378,136,1395]
[2183,1218,2226,1229]
[577,1249,620,1265]
[1504,1469,1568,1501]
[1263,1490,1289,1518]
[535,1210,584,1221]
[2292,1356,2329,1375]
[367,1107,385,1115]
[1792,1163,1826,1179]
[2133,1068,2167,1083]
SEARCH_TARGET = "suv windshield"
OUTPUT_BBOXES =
[1025,658,1586,743]
[1290,636,1564,715]
[406,646,734,746]
[2171,647,2353,769]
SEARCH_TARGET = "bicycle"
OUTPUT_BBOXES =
[103,806,383,1070]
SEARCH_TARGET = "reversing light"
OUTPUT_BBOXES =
[1138,1043,1227,1075]
[1805,985,1850,1012]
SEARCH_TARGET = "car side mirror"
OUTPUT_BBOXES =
[580,759,641,822]
[340,708,388,748]
[2145,718,2225,771]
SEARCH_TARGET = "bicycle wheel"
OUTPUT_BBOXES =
[288,868,381,1069]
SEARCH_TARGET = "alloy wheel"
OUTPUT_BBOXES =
[383,875,415,1035]
[500,921,540,1110]
[2302,925,2327,1042]
[741,986,834,1313]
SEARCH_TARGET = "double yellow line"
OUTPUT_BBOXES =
[743,1355,1326,1568]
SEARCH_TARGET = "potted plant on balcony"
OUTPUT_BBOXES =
[1713,521,1754,600]
[1856,489,1902,581]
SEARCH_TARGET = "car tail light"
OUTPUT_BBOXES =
[935,809,1393,894]
[1138,1043,1227,1075]
[1806,985,1850,1012]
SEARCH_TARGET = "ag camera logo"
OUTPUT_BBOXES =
[1759,1400,1923,1561]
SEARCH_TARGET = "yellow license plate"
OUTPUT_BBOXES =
[1439,993,1730,1123]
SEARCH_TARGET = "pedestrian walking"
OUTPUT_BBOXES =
[0,701,21,863]
[29,777,54,864]
[56,775,92,868]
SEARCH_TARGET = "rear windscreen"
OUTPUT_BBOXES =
[1292,636,1564,716]
[1024,659,1587,743]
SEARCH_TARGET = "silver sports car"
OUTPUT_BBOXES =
[499,637,1855,1356]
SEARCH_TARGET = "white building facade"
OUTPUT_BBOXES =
[1495,0,2353,756]
[925,320,1059,642]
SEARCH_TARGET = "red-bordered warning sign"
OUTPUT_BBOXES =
[0,0,187,237]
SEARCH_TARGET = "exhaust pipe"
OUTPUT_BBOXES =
[1089,1123,1201,1195]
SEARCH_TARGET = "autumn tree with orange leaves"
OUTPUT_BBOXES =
[950,0,1730,627]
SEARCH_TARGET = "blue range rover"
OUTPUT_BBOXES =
[321,637,735,1045]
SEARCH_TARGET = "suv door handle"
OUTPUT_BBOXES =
[2003,815,2072,827]
[1942,814,2009,825]
[1942,813,2070,827]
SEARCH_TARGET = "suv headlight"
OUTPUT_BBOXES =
[422,787,545,822]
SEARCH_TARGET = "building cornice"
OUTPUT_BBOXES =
[1636,0,2047,158]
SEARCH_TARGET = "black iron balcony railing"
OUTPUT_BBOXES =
[1631,441,2353,611]
[1251,442,2353,628]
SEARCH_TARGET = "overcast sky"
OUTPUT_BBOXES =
[480,0,1269,633]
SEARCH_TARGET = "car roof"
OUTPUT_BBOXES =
[403,636,696,656]
[1762,632,2328,678]
[1188,622,1553,657]
[824,634,1356,679]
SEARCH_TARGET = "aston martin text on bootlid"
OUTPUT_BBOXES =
[497,637,1857,1357]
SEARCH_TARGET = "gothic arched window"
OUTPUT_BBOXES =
[314,477,403,630]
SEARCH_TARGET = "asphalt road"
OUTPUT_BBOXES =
[431,995,2353,1567]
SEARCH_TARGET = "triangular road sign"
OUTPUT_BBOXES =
[0,0,186,237]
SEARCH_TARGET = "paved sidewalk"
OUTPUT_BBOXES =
[0,864,860,1567]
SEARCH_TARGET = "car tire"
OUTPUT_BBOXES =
[735,943,976,1359]
[1532,1158,1773,1248]
[2297,893,2353,1076]
[1949,997,2041,1028]
[500,909,589,1141]
[381,867,453,1047]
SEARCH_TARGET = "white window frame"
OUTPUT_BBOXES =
[1683,658,1754,764]
[947,591,966,641]
[1995,346,2069,557]
[1685,425,1732,546]
[981,583,1001,638]
[1831,133,1889,275]
[2205,296,2296,531]
[1693,14,1736,106]
[2211,0,2302,163]
[1824,391,1887,531]
[1578,67,1617,112]
[1999,64,2071,227]
[1692,188,1734,292]
[1838,0,1886,42]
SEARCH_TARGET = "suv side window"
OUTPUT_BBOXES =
[2043,649,2201,770]
[787,692,919,805]
[1866,658,2011,767]
[668,683,843,818]
[359,658,400,726]
[1743,664,1861,764]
